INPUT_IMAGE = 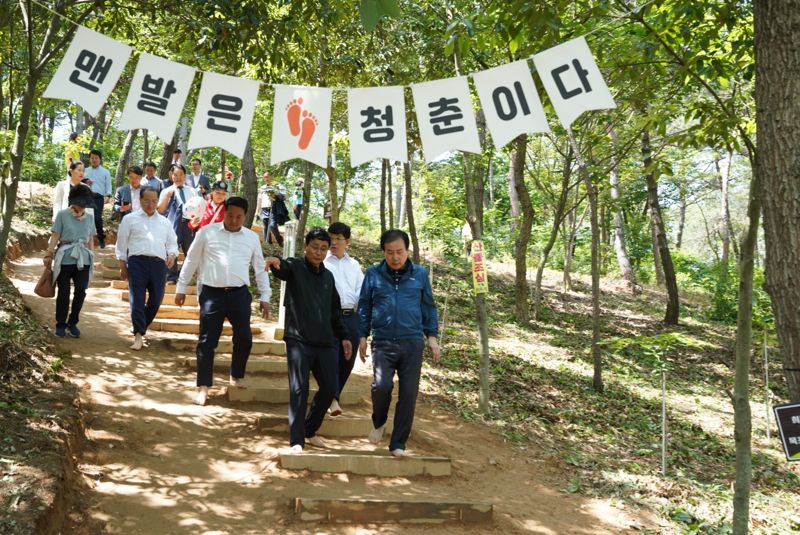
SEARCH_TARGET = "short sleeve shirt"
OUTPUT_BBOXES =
[52,208,96,265]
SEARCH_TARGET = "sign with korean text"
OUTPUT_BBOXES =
[532,36,616,128]
[411,76,481,163]
[472,60,550,147]
[42,26,132,116]
[774,403,800,461]
[187,72,259,159]
[470,240,489,294]
[347,86,408,166]
[271,84,333,168]
[118,53,196,141]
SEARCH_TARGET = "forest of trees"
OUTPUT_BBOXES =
[1,1,798,532]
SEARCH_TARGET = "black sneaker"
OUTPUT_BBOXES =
[54,325,66,337]
[66,324,81,338]
[99,239,106,249]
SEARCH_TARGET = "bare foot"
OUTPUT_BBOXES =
[298,110,318,150]
[229,376,246,389]
[193,387,208,406]
[285,98,303,136]
[130,333,143,351]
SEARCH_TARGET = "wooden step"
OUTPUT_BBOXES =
[177,354,286,374]
[167,338,284,356]
[123,292,198,306]
[148,319,262,335]
[112,280,198,295]
[280,450,451,477]
[292,497,492,524]
[156,306,200,320]
[228,385,365,404]
[257,414,393,437]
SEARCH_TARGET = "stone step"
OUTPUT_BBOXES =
[156,306,200,320]
[228,385,365,404]
[148,319,262,336]
[123,292,198,306]
[280,450,451,477]
[177,354,286,374]
[167,337,285,356]
[100,267,121,280]
[292,497,492,524]
[112,280,198,295]
[256,414,393,437]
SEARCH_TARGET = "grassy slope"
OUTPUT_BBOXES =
[348,238,799,534]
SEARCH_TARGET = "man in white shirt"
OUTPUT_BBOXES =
[174,197,271,406]
[83,149,112,248]
[115,187,179,350]
[189,157,211,196]
[323,222,364,417]
[157,164,198,283]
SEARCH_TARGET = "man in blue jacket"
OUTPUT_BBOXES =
[358,229,440,457]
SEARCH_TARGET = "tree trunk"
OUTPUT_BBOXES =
[113,129,138,192]
[176,117,189,159]
[568,128,603,392]
[395,168,405,228]
[403,161,420,263]
[717,154,731,274]
[380,159,387,234]
[756,0,800,403]
[387,161,394,229]
[643,130,680,325]
[676,180,687,250]
[142,129,149,164]
[609,126,639,295]
[533,152,572,321]
[219,148,226,180]
[240,139,258,228]
[510,134,533,323]
[508,153,521,229]
[158,132,178,180]
[650,212,665,286]
[294,162,314,254]
[325,163,339,223]
[487,157,494,204]
[562,206,576,293]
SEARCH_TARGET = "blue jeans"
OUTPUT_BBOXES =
[127,255,167,335]
[371,338,424,451]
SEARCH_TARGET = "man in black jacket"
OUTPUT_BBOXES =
[266,227,352,452]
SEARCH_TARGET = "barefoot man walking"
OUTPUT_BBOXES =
[174,197,271,406]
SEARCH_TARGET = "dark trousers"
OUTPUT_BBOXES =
[127,255,167,335]
[261,215,283,246]
[293,205,302,220]
[335,312,360,400]
[92,193,105,241]
[55,264,90,327]
[371,338,424,451]
[196,285,252,387]
[167,220,194,282]
[285,338,338,447]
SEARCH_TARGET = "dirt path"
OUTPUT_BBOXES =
[9,248,658,534]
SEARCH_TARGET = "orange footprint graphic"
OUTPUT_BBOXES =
[298,110,318,150]
[285,98,304,136]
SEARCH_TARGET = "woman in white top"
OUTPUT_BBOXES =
[53,162,86,222]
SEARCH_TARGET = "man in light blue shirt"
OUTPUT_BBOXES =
[83,149,112,248]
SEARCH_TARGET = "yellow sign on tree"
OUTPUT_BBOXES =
[471,240,489,294]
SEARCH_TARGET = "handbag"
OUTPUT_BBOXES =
[34,266,56,298]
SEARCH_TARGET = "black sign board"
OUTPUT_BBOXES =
[774,402,800,462]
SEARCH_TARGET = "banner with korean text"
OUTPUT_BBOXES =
[187,72,260,159]
[271,85,333,168]
[532,37,616,128]
[42,26,132,117]
[471,240,489,294]
[411,76,481,163]
[118,53,196,141]
[348,86,408,166]
[472,60,550,147]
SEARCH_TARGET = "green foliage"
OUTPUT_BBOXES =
[602,331,712,372]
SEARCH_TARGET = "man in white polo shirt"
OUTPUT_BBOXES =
[175,196,271,406]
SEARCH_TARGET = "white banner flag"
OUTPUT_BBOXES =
[271,85,332,168]
[187,72,259,159]
[411,76,481,162]
[533,36,616,128]
[347,86,407,166]
[42,26,132,117]
[118,54,196,142]
[472,61,550,147]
